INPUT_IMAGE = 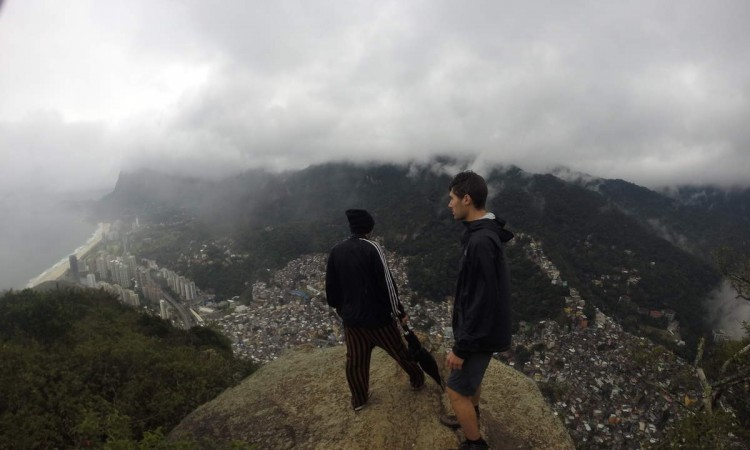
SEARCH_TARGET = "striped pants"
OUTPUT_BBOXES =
[344,322,425,408]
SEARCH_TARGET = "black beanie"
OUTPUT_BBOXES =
[346,209,375,235]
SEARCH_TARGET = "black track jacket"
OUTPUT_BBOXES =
[325,236,405,327]
[452,214,514,359]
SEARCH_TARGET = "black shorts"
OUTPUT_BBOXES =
[446,352,493,396]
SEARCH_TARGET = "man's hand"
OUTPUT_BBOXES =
[400,314,409,325]
[445,351,464,370]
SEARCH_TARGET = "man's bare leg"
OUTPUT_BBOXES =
[472,386,481,408]
[446,387,481,440]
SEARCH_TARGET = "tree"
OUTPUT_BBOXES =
[677,324,750,448]
[717,245,750,300]
[654,409,741,450]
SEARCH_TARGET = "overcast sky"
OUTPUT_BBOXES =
[2,0,750,194]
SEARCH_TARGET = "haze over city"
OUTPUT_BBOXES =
[2,0,750,195]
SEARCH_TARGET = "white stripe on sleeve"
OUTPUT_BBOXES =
[361,238,400,317]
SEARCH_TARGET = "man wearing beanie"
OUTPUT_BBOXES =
[326,209,425,411]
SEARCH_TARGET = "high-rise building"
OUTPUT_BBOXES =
[160,299,169,320]
[144,284,161,303]
[136,267,148,289]
[69,255,79,281]
[95,256,108,281]
[123,289,140,307]
[107,259,118,281]
[116,262,131,288]
[186,281,197,301]
[116,285,125,301]
[126,254,137,278]
[85,273,97,288]
[178,276,188,299]
[168,271,178,293]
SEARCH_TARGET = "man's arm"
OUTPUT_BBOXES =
[452,236,501,359]
[364,239,406,320]
[387,269,407,319]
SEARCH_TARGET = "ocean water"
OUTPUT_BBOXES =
[0,191,102,291]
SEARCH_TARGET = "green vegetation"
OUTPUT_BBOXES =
[538,381,572,404]
[0,288,255,449]
[703,325,750,440]
[630,340,671,367]
[654,324,750,449]
[652,410,745,450]
[596,181,750,259]
[505,244,568,330]
[656,244,750,449]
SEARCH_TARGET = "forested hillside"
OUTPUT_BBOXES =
[0,288,255,448]
[488,168,721,351]
[576,178,750,256]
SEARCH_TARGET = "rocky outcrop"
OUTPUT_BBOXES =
[170,345,574,450]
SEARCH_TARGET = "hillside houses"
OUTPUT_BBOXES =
[212,248,453,363]
[513,313,698,448]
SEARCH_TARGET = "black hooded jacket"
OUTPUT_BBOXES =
[325,236,405,327]
[452,215,514,359]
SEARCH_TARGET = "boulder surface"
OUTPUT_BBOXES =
[170,345,574,450]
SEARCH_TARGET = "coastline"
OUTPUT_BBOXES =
[25,222,111,288]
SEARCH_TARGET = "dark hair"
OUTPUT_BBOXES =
[449,171,487,209]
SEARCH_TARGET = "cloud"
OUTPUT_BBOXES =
[0,112,118,194]
[707,280,750,339]
[2,0,750,191]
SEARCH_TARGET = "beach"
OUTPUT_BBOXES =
[25,222,111,288]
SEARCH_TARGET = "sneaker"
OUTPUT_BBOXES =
[353,391,373,411]
[440,406,481,429]
[439,414,461,429]
[455,440,489,450]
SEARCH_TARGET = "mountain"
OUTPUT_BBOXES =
[169,345,575,450]
[101,161,747,355]
[484,168,721,351]
[569,177,750,255]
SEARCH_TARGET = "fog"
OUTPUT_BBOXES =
[2,1,750,293]
[0,191,101,290]
[707,280,750,339]
[2,0,750,196]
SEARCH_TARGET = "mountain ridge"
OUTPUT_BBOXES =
[101,160,742,356]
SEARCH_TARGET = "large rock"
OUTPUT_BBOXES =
[170,346,573,450]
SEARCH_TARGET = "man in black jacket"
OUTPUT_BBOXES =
[326,209,424,411]
[441,171,514,450]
